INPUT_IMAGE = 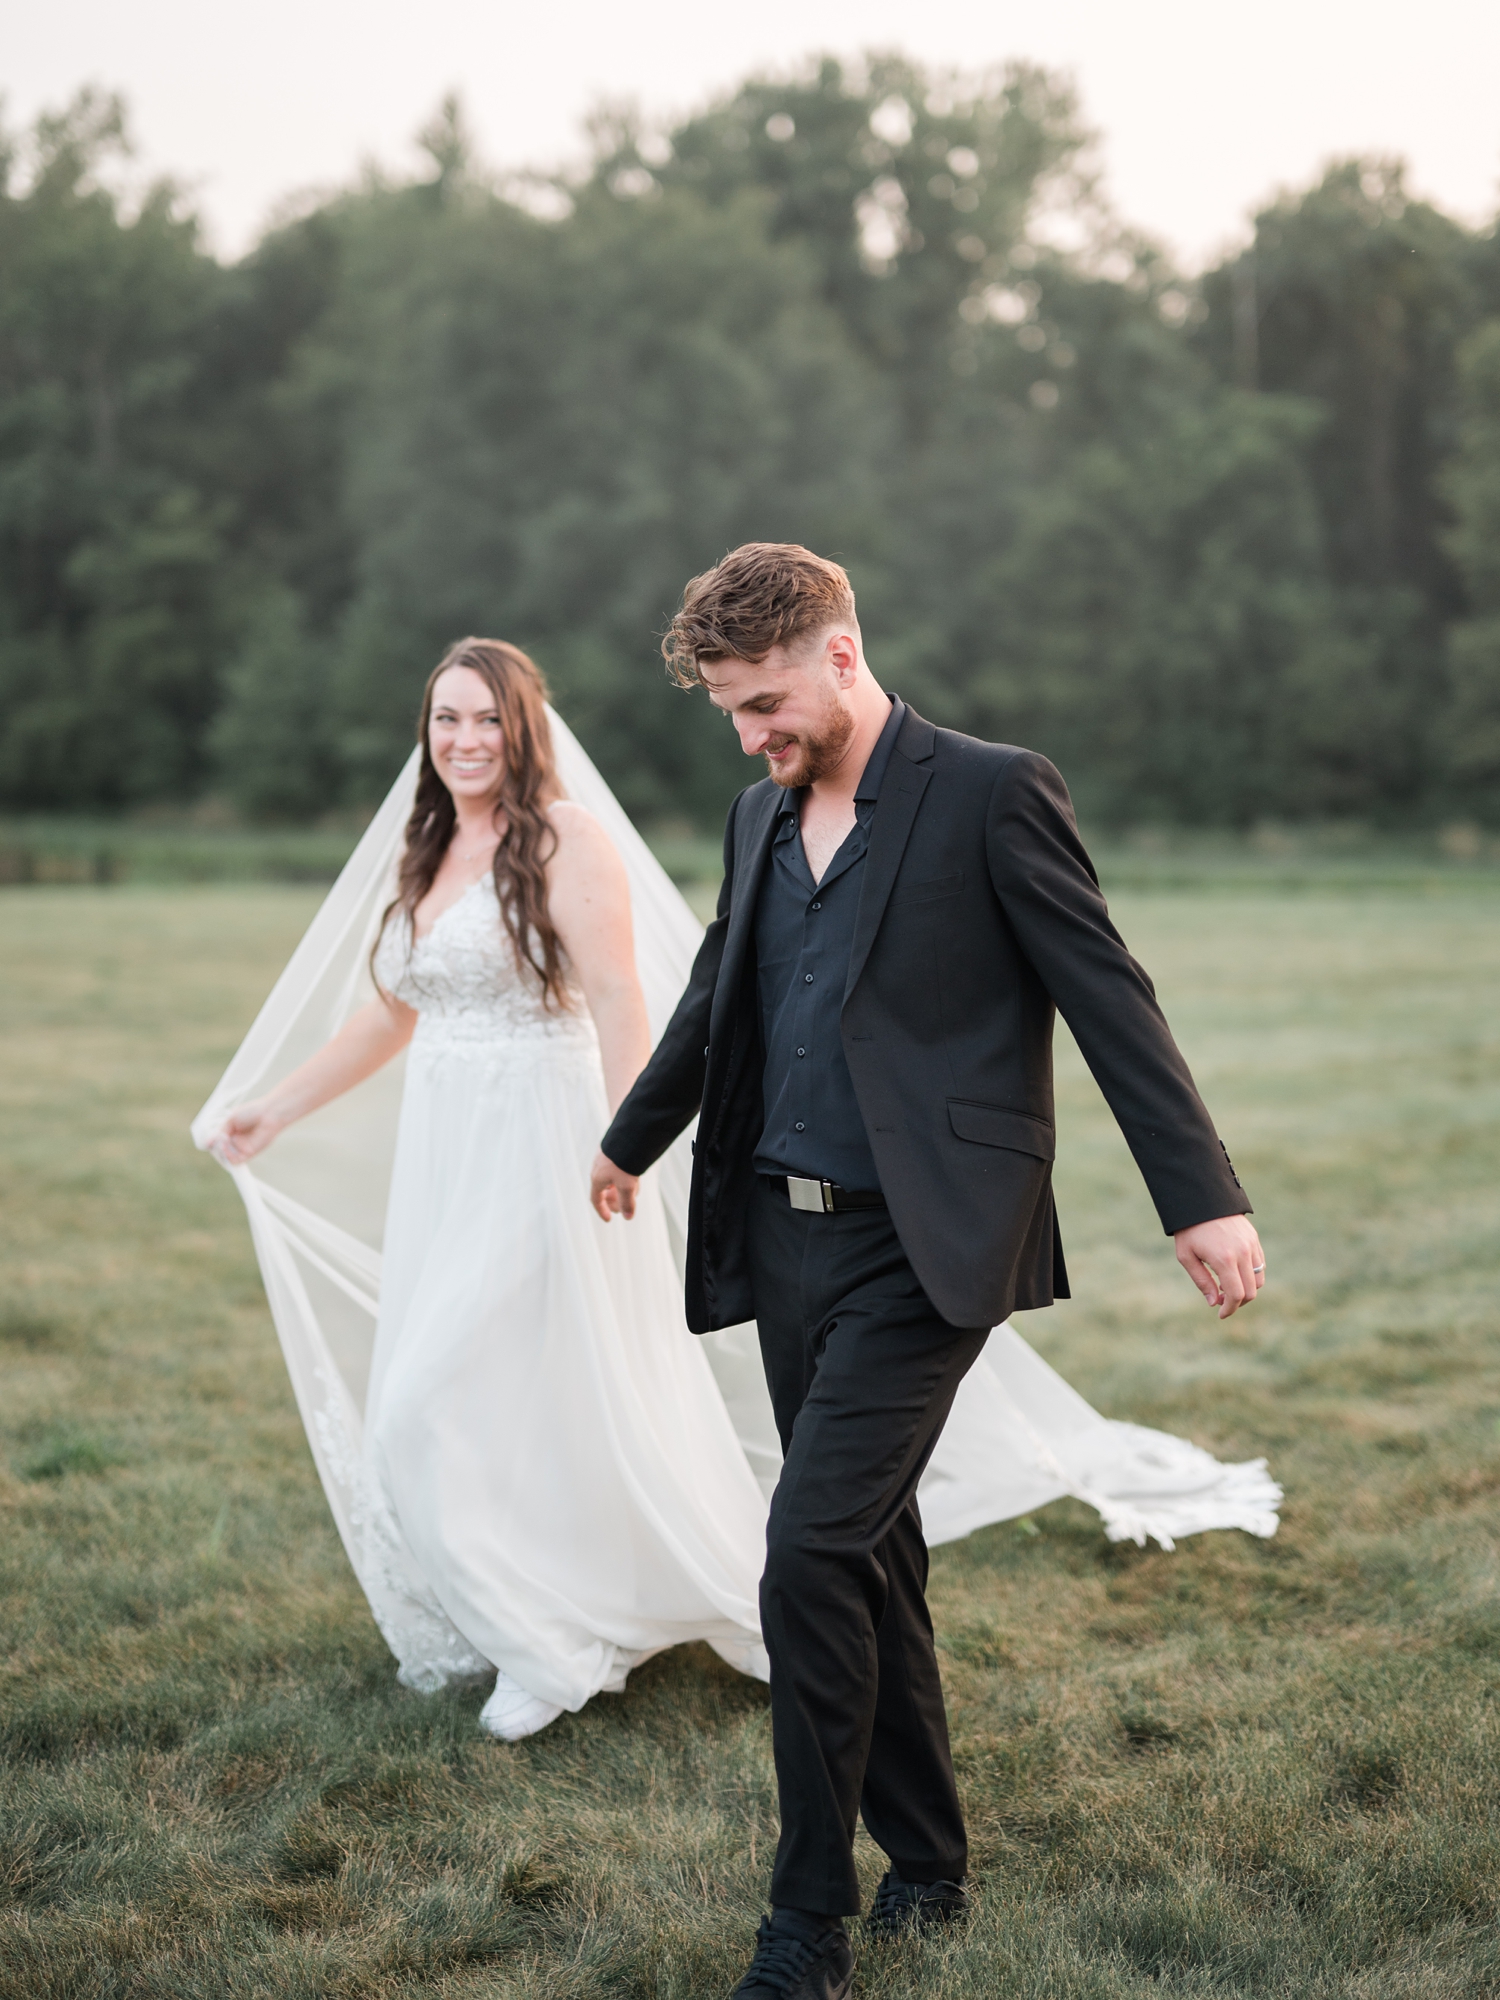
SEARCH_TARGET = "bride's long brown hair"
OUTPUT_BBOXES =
[378,637,570,1009]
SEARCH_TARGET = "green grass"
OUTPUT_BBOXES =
[4,812,1500,895]
[1,882,1498,1997]
[0,817,366,887]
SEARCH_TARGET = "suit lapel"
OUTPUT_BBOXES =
[844,710,936,1001]
[711,781,779,1035]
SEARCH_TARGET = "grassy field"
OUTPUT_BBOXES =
[2,881,1499,1998]
[4,812,1500,896]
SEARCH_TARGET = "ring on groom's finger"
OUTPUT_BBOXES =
[1252,1264,1265,1273]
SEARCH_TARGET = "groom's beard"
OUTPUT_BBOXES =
[763,699,856,789]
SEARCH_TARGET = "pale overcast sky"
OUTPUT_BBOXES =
[5,0,1498,268]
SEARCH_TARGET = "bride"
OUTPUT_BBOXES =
[203,639,770,1739]
[194,638,1280,1742]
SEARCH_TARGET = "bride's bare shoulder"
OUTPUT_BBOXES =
[546,797,597,833]
[546,797,607,848]
[545,799,627,880]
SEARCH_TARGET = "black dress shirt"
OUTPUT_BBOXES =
[752,696,906,1189]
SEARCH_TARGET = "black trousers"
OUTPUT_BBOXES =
[747,1176,990,1916]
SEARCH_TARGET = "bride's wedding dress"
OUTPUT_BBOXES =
[359,876,769,1719]
[193,708,1279,1727]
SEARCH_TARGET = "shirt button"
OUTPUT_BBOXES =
[804,973,814,983]
[794,1121,806,1132]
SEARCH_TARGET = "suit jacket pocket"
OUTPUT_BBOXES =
[891,869,964,905]
[947,1099,1055,1160]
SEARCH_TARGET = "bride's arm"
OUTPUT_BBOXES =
[212,996,417,1165]
[546,802,651,1117]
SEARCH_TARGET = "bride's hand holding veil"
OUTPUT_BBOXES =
[209,996,416,1165]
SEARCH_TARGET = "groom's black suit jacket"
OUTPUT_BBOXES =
[603,706,1249,1333]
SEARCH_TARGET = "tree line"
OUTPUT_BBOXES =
[3,59,1499,831]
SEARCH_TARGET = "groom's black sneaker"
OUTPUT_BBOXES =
[865,1868,971,1939]
[729,1909,853,1998]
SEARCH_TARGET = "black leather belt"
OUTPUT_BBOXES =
[776,1175,887,1215]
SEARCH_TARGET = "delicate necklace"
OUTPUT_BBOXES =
[457,826,501,862]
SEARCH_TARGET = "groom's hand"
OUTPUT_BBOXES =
[590,1151,640,1222]
[1175,1213,1265,1319]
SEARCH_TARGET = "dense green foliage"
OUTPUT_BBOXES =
[1443,322,1500,798]
[3,65,1500,827]
[3,882,1499,1994]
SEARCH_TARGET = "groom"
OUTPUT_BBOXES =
[590,544,1263,1999]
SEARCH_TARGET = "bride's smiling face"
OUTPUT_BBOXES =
[428,665,507,806]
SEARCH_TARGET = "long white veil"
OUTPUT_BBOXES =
[192,707,1279,1630]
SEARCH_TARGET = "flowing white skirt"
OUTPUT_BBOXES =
[361,1023,770,1710]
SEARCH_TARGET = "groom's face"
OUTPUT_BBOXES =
[703,631,858,789]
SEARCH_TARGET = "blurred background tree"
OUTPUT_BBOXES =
[2,59,1498,829]
[1442,319,1500,808]
[1196,162,1494,815]
[0,92,229,807]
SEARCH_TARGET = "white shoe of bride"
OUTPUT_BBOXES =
[479,1668,564,1742]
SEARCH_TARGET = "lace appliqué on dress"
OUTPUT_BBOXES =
[312,1364,490,1691]
[375,878,601,1080]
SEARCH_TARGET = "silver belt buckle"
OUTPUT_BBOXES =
[787,1176,835,1214]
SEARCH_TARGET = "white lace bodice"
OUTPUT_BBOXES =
[374,876,599,1070]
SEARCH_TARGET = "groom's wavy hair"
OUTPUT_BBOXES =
[661,543,857,686]
[377,638,571,1011]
